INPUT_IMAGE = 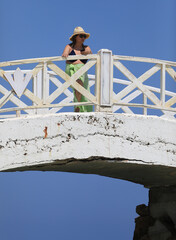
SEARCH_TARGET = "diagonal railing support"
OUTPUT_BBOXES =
[0,50,175,118]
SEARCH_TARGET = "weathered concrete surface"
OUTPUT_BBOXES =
[0,112,175,188]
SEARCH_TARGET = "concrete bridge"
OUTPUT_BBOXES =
[0,111,175,189]
[0,49,175,188]
[0,49,176,239]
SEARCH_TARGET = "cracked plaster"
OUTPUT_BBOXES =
[0,112,175,186]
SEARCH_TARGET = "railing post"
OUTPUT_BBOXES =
[95,51,101,112]
[16,110,21,117]
[96,49,113,112]
[33,62,49,114]
[143,94,147,115]
[42,62,48,105]
[160,64,166,106]
[33,69,42,114]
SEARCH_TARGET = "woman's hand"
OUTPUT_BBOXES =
[62,52,68,58]
[62,45,71,58]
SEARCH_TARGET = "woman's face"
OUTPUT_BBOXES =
[75,34,86,44]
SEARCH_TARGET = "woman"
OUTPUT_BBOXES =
[62,26,93,112]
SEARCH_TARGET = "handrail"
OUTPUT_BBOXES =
[0,53,99,117]
[1,53,175,67]
[113,55,176,67]
[0,54,97,67]
[0,49,175,119]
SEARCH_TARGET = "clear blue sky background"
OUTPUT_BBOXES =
[0,0,175,239]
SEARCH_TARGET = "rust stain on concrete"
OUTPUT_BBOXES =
[43,127,48,138]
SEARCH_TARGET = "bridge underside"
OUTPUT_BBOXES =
[5,158,176,188]
[0,112,176,188]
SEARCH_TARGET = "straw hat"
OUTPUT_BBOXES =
[69,27,90,41]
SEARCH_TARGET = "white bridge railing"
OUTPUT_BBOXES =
[0,49,175,119]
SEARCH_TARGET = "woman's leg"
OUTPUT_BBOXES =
[75,79,83,112]
[75,79,83,101]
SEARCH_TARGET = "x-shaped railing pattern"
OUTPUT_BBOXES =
[0,50,175,118]
[46,60,97,105]
[112,55,176,118]
[0,63,43,116]
[0,55,97,117]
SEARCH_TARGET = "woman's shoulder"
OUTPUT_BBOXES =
[84,45,91,50]
[63,44,72,53]
[68,43,74,48]
[63,44,72,50]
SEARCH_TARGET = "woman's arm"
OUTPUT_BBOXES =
[81,46,92,55]
[62,45,71,57]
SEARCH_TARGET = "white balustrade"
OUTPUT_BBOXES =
[0,49,175,118]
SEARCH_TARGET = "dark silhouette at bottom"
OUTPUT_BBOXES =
[133,186,176,240]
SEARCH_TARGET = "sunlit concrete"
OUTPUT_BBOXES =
[0,112,175,188]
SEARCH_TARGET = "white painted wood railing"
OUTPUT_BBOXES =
[0,49,175,118]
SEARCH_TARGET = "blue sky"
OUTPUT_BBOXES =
[0,0,175,239]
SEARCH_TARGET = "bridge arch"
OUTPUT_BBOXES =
[0,112,175,188]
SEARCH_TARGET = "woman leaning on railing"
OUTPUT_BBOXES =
[62,26,93,112]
